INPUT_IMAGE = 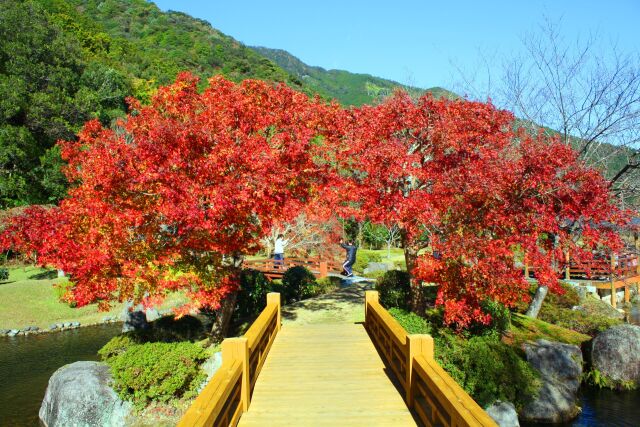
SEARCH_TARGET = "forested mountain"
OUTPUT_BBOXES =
[252,46,457,106]
[0,0,629,210]
[0,0,307,208]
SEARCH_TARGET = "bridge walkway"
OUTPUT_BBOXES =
[238,322,417,426]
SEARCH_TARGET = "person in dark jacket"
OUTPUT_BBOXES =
[339,239,358,277]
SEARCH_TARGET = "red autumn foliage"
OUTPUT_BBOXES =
[0,74,627,329]
[0,73,344,313]
[340,92,625,328]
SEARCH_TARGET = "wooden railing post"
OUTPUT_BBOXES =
[565,251,571,280]
[406,334,434,407]
[319,261,328,278]
[267,292,281,332]
[222,337,250,412]
[365,290,379,322]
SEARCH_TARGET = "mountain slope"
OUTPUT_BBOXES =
[1,0,311,208]
[252,46,456,106]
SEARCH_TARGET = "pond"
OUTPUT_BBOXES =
[0,324,121,426]
[1,305,639,426]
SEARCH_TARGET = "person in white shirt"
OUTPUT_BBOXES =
[273,234,287,268]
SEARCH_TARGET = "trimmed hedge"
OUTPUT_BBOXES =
[101,340,207,407]
[376,270,411,310]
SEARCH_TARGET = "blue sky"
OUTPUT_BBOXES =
[153,0,639,90]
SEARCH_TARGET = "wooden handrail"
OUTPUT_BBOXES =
[178,293,281,427]
[364,291,497,427]
[242,256,343,278]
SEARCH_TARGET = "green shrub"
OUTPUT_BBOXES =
[389,307,431,335]
[376,270,411,309]
[99,335,138,360]
[538,305,621,336]
[235,269,271,319]
[470,300,511,335]
[546,282,582,308]
[353,250,382,273]
[363,269,387,280]
[105,341,207,407]
[305,276,341,297]
[389,308,539,409]
[434,332,539,409]
[282,266,316,303]
[0,267,9,281]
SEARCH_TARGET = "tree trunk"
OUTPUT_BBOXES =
[210,290,238,343]
[401,229,424,314]
[525,285,548,319]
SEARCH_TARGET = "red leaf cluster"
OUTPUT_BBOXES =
[0,76,627,327]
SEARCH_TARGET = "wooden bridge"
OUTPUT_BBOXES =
[524,252,640,308]
[178,291,497,427]
[242,257,345,280]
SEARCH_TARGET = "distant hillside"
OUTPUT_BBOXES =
[252,46,456,106]
[1,0,309,208]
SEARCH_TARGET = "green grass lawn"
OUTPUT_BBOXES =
[0,266,188,330]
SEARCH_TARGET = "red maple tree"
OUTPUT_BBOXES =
[1,73,344,337]
[340,92,625,327]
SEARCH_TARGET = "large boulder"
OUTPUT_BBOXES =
[121,301,149,333]
[485,401,519,427]
[519,339,582,423]
[39,361,131,427]
[363,262,393,275]
[591,324,640,387]
[198,351,223,393]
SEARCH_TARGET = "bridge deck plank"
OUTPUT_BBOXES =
[238,323,417,426]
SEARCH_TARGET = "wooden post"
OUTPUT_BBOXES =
[222,337,250,411]
[406,334,434,407]
[611,256,617,308]
[524,264,529,279]
[625,284,630,304]
[365,290,379,322]
[565,251,571,280]
[267,292,281,332]
[319,261,328,278]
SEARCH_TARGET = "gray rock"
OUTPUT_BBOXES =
[122,311,148,333]
[55,323,64,329]
[8,329,19,337]
[145,307,162,322]
[486,401,519,427]
[49,324,58,331]
[0,329,9,336]
[519,339,582,423]
[39,361,131,427]
[71,322,80,327]
[63,322,72,328]
[591,324,640,387]
[363,262,394,275]
[198,352,223,393]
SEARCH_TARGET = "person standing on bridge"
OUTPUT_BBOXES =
[273,234,288,269]
[340,239,358,277]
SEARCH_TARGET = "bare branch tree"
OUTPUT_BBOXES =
[454,17,640,205]
[261,213,340,257]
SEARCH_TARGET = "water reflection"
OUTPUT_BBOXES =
[0,324,121,426]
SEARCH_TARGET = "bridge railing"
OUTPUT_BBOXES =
[364,291,497,427]
[178,293,281,427]
[242,256,343,278]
